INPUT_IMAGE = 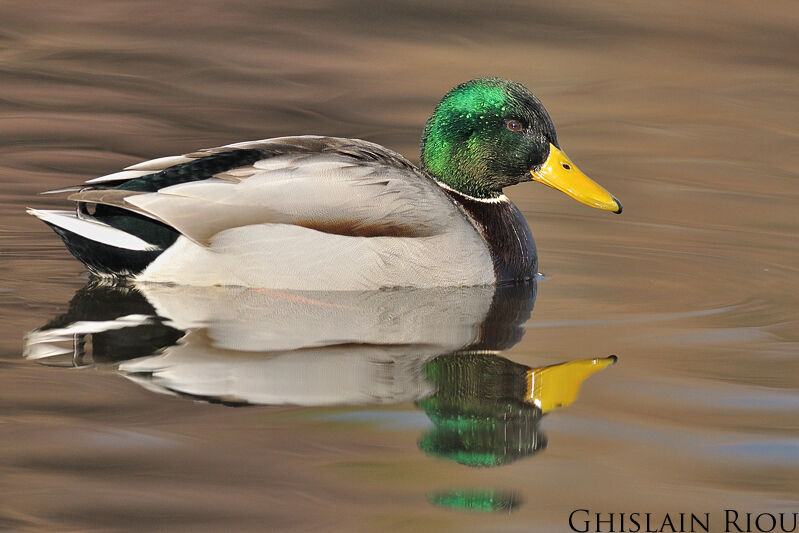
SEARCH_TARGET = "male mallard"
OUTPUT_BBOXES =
[29,78,621,289]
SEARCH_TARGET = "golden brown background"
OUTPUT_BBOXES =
[1,1,797,531]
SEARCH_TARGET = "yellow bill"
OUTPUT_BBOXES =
[530,144,622,214]
[526,355,617,414]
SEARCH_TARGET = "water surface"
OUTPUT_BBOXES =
[1,1,798,531]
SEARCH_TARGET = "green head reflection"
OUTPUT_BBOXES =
[417,352,616,467]
[427,489,522,513]
[417,353,545,467]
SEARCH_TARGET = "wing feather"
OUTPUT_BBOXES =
[124,155,195,172]
[119,137,462,246]
[67,189,148,211]
[85,170,154,184]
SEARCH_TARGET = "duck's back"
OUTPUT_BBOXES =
[31,136,504,289]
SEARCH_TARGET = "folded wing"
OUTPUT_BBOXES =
[68,136,461,246]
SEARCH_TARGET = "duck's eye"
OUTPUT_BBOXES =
[506,119,523,132]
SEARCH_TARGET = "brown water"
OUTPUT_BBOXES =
[2,1,798,531]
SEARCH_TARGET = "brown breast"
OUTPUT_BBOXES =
[443,189,537,283]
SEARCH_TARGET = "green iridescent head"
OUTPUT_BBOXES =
[421,78,622,213]
[421,78,558,198]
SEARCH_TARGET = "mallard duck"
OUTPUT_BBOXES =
[29,78,621,289]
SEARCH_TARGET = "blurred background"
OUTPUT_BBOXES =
[1,1,798,531]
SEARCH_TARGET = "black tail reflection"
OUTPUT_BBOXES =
[36,282,183,366]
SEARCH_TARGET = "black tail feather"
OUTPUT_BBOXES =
[45,222,165,276]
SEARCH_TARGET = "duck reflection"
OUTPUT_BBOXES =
[25,280,614,466]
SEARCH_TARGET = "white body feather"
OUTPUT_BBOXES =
[138,224,493,289]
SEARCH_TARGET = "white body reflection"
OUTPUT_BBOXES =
[25,282,533,406]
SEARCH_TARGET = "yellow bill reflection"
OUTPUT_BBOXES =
[527,355,617,413]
